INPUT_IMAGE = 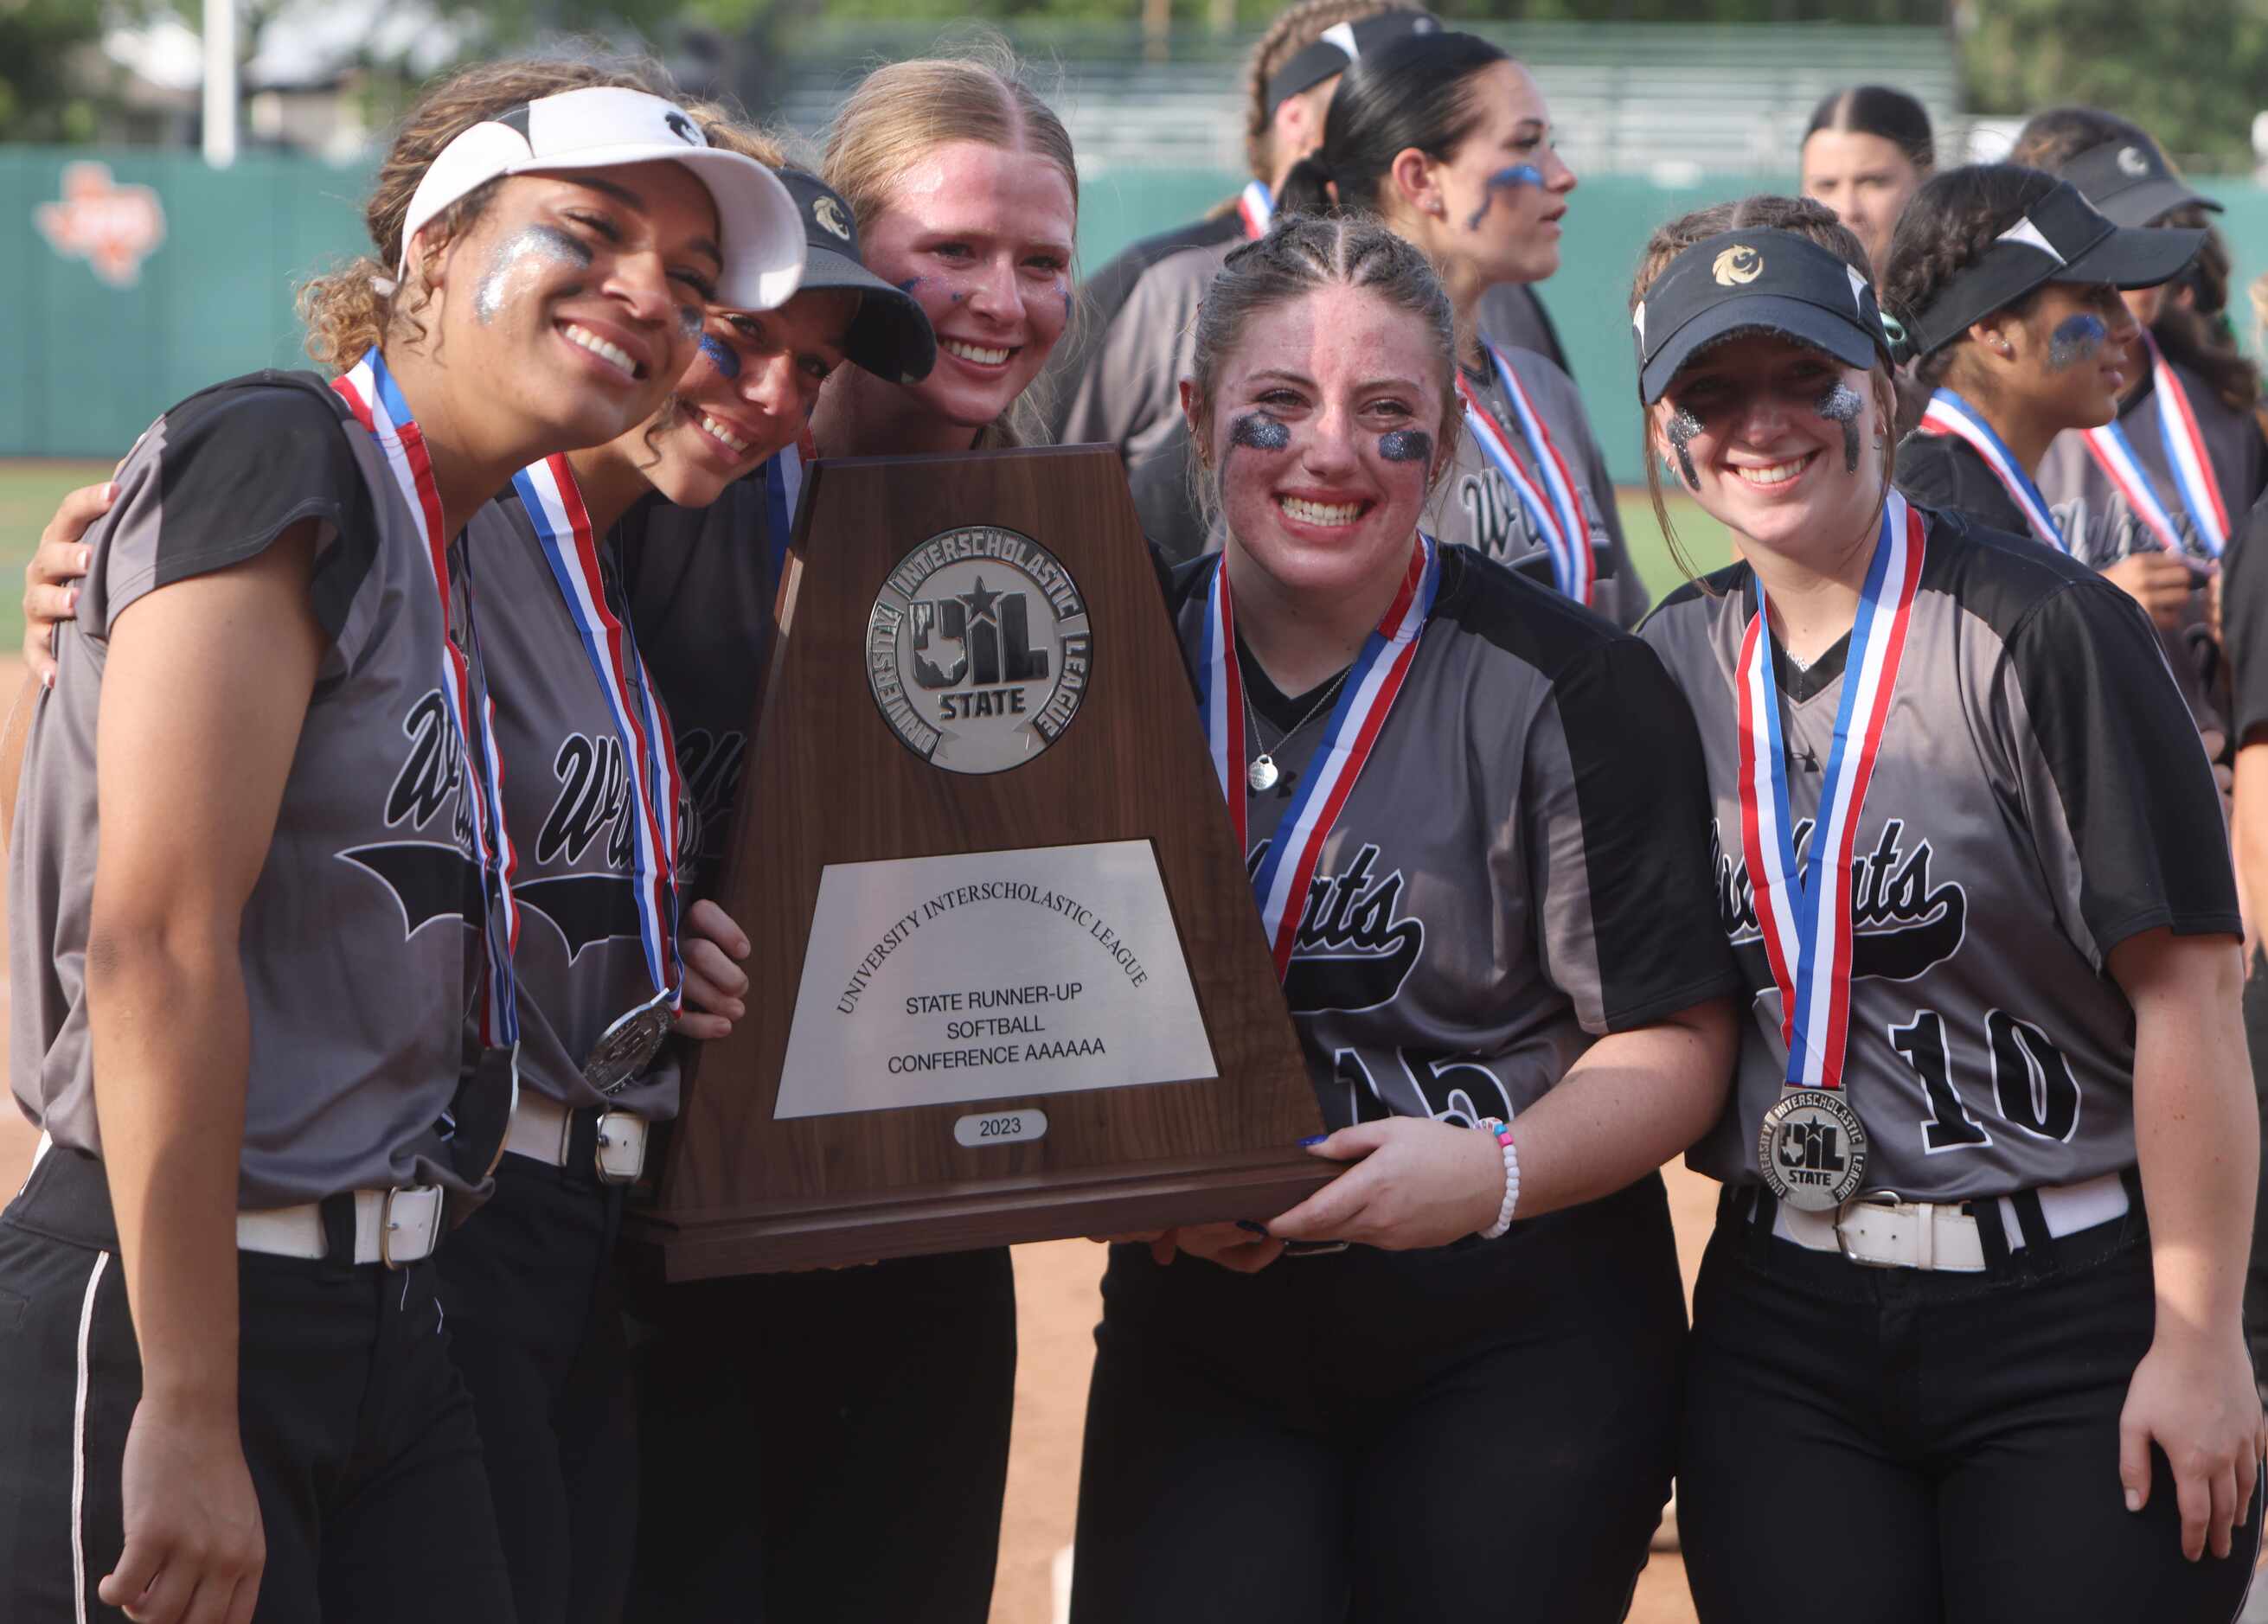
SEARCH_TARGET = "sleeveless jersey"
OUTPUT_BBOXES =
[615,473,782,897]
[1165,545,1736,1127]
[467,489,688,1117]
[1638,510,2239,1199]
[10,373,497,1207]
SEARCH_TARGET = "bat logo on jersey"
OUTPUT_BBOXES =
[341,688,484,937]
[1250,841,1425,1013]
[866,525,1092,775]
[1714,815,1966,981]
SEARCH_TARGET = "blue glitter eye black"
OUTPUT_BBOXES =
[2047,314,2109,372]
[1466,164,1545,231]
[698,333,740,380]
[1377,429,1432,464]
[1230,412,1291,451]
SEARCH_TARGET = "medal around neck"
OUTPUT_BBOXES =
[1758,1090,1868,1210]
[1246,756,1279,793]
[586,990,676,1096]
[866,525,1091,775]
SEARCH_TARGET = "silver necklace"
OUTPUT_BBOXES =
[1242,663,1350,793]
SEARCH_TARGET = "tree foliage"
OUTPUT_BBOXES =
[1961,0,2268,170]
[0,0,110,139]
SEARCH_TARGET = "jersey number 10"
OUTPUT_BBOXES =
[1887,1008,2081,1153]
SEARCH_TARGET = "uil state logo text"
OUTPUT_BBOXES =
[866,525,1092,775]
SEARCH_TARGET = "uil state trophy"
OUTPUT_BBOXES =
[625,446,1328,1276]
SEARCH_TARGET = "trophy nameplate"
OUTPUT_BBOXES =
[625,446,1329,1278]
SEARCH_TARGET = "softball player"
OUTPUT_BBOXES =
[1881,165,2202,547]
[0,68,800,1624]
[1044,0,1569,566]
[1068,214,1740,1624]
[1631,194,2263,1621]
[13,157,925,1623]
[1797,84,1934,278]
[620,50,1080,1624]
[1274,29,1651,623]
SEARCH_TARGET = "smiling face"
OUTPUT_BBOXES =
[1413,61,1573,287]
[426,163,721,449]
[1192,283,1451,600]
[855,139,1076,432]
[1800,129,1926,276]
[629,287,862,508]
[1651,332,1888,560]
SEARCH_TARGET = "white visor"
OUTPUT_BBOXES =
[399,86,804,310]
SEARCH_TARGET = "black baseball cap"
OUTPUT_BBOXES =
[772,169,937,385]
[1635,229,1892,403]
[2059,137,2222,227]
[1897,180,2204,361]
[1263,11,1439,116]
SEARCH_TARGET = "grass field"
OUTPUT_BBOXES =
[0,458,1731,652]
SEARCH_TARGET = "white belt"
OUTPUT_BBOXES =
[503,1093,649,1185]
[1770,1170,2131,1273]
[235,1187,444,1268]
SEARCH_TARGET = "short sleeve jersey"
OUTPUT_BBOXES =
[1045,203,1575,570]
[2219,483,2268,745]
[1432,347,1650,628]
[10,373,497,1208]
[1638,511,2239,1199]
[615,467,784,897]
[1165,546,1737,1127]
[464,488,689,1118]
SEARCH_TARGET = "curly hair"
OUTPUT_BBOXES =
[1241,0,1428,182]
[1185,213,1456,530]
[1629,194,1890,581]
[821,35,1078,447]
[298,54,671,373]
[1877,163,2060,392]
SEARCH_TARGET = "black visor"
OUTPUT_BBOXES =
[2060,137,2222,228]
[1898,180,2204,361]
[1263,11,1438,116]
[772,169,937,385]
[1636,229,1890,403]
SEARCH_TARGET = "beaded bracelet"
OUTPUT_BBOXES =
[1476,1118,1521,1240]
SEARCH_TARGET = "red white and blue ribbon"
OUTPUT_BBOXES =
[332,348,522,1048]
[2080,410,2184,554]
[513,453,684,1013]
[1458,342,1594,605]
[2144,329,2230,557]
[1918,387,2065,550]
[1198,534,1441,978]
[1736,489,1925,1092]
[1237,181,1273,241]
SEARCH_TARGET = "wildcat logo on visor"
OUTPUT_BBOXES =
[811,195,852,241]
[1713,246,1765,287]
[2117,145,2150,177]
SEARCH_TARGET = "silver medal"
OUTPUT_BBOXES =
[585,991,674,1097]
[1756,1090,1868,1211]
[1246,755,1280,793]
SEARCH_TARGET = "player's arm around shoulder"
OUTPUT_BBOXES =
[85,520,326,1624]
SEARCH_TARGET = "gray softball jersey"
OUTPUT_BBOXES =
[1046,208,1591,573]
[2036,355,2263,743]
[1165,545,1738,1127]
[1435,347,1649,626]
[10,374,496,1208]
[467,489,685,1118]
[1638,510,2239,1199]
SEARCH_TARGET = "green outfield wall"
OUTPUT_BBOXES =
[9,146,2268,483]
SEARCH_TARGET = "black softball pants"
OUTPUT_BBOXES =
[624,1245,1017,1624]
[1682,1186,2262,1624]
[1069,1175,1685,1624]
[437,1127,637,1624]
[0,1146,515,1622]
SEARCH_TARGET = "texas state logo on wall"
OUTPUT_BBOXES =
[35,163,167,288]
